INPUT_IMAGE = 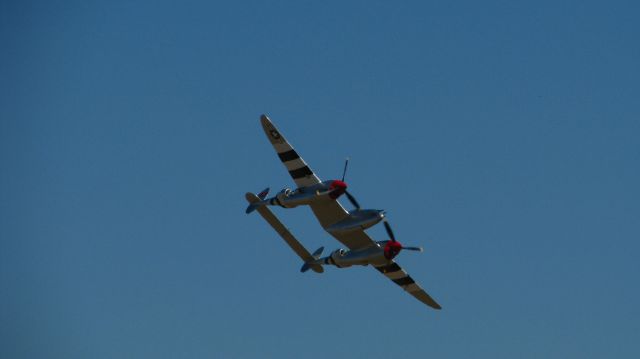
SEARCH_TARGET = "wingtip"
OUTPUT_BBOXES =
[426,298,442,310]
[427,297,442,310]
[260,114,271,124]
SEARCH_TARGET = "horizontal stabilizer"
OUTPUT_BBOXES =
[300,247,324,273]
[246,188,270,213]
[245,202,261,214]
[257,187,270,200]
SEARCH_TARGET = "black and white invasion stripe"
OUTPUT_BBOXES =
[375,263,420,293]
[374,261,442,310]
[261,116,321,188]
[274,146,318,186]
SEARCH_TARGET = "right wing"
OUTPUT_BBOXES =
[374,261,442,310]
[260,115,321,188]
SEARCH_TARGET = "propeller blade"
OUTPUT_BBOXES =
[341,157,350,182]
[402,246,424,252]
[345,190,361,210]
[383,221,396,242]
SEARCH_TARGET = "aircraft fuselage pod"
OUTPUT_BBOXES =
[326,209,385,234]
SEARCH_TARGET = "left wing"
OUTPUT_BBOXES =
[374,261,442,310]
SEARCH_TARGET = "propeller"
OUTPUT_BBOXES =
[383,221,423,252]
[339,157,362,210]
[338,156,423,254]
[341,157,350,182]
[344,190,360,209]
[383,221,396,242]
[402,246,424,252]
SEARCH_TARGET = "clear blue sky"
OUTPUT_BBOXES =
[2,1,639,358]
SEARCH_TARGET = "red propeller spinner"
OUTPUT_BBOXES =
[383,221,423,260]
[384,240,404,259]
[328,180,347,199]
[327,158,361,209]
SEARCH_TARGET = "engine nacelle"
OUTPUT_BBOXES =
[329,249,352,268]
[275,188,298,208]
[279,188,293,196]
[333,248,347,257]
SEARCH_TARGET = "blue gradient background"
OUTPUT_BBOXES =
[1,1,639,358]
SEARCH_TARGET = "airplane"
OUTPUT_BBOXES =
[245,115,442,310]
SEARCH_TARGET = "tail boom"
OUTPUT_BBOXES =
[245,192,324,273]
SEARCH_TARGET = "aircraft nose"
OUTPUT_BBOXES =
[332,180,347,189]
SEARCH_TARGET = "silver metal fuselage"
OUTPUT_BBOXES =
[326,209,385,233]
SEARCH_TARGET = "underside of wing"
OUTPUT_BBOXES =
[308,200,377,250]
[374,261,442,310]
[260,115,321,188]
